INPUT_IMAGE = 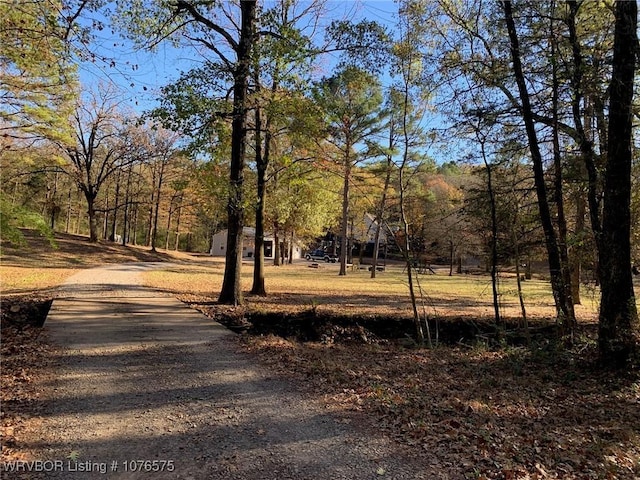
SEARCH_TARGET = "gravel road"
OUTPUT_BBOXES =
[9,264,430,480]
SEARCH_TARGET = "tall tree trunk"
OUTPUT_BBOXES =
[109,171,121,242]
[218,0,256,305]
[339,151,351,276]
[174,202,182,251]
[273,223,280,266]
[550,9,576,329]
[397,80,427,346]
[567,0,603,285]
[400,165,426,347]
[102,185,110,240]
[165,204,173,250]
[150,197,160,252]
[145,188,155,247]
[75,191,82,234]
[486,164,501,328]
[132,204,138,245]
[48,172,59,229]
[513,216,529,343]
[251,49,281,293]
[150,181,162,252]
[371,138,393,279]
[281,237,287,265]
[348,216,355,264]
[85,191,98,242]
[251,104,267,295]
[448,238,454,277]
[121,166,132,246]
[478,134,502,328]
[502,0,575,332]
[570,192,586,304]
[150,160,167,252]
[65,188,72,233]
[598,0,639,368]
[288,232,294,264]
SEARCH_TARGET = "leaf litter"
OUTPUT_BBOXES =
[230,322,639,479]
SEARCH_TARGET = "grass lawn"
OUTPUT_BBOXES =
[144,258,602,324]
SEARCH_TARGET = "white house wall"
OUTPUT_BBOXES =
[210,228,302,260]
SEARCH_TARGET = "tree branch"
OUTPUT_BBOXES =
[173,0,239,52]
[185,35,233,70]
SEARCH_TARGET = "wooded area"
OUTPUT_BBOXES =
[1,0,638,367]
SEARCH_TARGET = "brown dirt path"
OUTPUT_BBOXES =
[6,264,428,480]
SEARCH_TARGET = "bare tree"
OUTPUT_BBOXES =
[57,88,133,242]
[139,126,181,252]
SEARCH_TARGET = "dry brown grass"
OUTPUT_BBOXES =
[0,230,180,295]
[0,229,617,325]
[1,266,79,294]
[143,258,604,325]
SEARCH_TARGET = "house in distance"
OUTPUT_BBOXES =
[210,227,303,260]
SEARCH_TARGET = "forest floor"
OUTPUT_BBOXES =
[1,230,639,479]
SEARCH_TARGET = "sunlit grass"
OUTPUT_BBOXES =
[0,227,614,323]
[1,266,79,294]
[143,260,605,322]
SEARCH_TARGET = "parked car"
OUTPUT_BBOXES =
[305,249,337,263]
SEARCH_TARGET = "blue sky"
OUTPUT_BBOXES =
[78,1,398,113]
[76,1,454,165]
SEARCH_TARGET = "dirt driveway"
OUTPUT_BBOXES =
[8,264,427,480]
